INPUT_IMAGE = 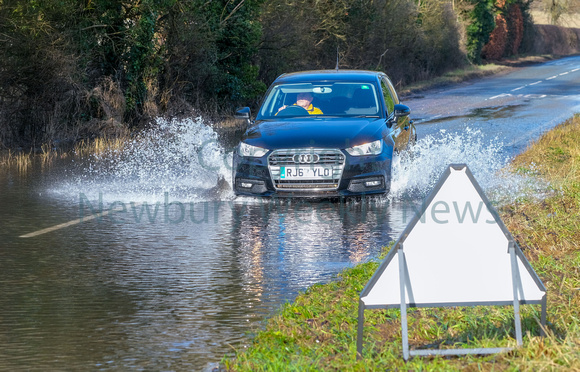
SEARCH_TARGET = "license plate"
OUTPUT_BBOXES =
[279,166,334,180]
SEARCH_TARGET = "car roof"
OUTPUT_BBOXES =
[273,70,385,84]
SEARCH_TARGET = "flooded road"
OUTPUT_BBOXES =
[1,155,417,371]
[1,56,580,370]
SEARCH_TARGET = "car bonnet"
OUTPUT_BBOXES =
[242,117,386,150]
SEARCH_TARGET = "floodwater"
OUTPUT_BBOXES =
[0,120,537,371]
[1,56,579,371]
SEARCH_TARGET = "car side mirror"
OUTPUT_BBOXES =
[235,107,251,120]
[394,104,410,118]
[387,104,411,128]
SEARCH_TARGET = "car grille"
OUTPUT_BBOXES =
[268,149,345,190]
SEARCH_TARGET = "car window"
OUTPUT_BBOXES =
[380,78,396,116]
[257,82,382,119]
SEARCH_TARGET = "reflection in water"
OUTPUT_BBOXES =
[230,198,398,301]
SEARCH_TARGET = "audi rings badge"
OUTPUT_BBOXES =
[293,153,320,164]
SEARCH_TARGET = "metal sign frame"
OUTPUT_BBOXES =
[356,164,547,360]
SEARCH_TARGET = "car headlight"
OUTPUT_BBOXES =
[346,139,383,156]
[238,142,268,157]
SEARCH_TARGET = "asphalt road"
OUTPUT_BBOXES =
[404,55,580,157]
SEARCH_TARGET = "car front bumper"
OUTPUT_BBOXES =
[232,148,392,198]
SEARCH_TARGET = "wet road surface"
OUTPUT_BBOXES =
[407,56,580,156]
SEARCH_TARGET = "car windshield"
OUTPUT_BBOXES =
[257,82,382,119]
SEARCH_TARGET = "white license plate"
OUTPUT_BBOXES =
[279,166,334,180]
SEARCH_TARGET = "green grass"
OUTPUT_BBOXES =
[224,116,580,371]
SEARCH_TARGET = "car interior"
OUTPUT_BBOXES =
[262,82,382,118]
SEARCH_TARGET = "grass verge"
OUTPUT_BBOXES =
[223,115,580,371]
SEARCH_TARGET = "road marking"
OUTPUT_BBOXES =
[524,94,547,98]
[559,72,569,76]
[19,203,141,238]
[546,76,557,80]
[488,93,512,100]
[572,68,580,72]
[529,81,542,86]
[511,86,526,91]
[19,212,110,238]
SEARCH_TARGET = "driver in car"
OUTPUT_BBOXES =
[277,92,323,115]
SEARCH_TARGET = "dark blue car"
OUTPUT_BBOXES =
[232,70,415,197]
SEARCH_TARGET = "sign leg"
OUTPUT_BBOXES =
[510,245,523,346]
[398,248,409,361]
[540,294,547,337]
[357,300,364,359]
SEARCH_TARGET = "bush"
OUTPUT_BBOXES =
[482,13,508,60]
[0,0,86,147]
[506,2,524,55]
[258,0,466,88]
[7,0,576,148]
[481,0,528,61]
[462,0,496,63]
[528,24,580,55]
[0,0,267,147]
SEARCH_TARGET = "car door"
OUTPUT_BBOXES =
[380,77,411,153]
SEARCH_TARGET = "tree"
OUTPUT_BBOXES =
[462,0,496,63]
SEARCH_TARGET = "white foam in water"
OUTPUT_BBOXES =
[52,117,234,203]
[390,128,548,205]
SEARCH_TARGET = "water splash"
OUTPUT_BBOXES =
[51,120,546,206]
[390,128,547,205]
[52,117,234,203]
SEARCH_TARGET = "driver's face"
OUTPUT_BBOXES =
[296,93,313,108]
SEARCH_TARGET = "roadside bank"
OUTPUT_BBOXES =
[222,115,580,371]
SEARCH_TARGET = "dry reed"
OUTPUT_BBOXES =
[73,136,127,157]
[1,134,129,172]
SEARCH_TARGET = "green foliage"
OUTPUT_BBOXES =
[0,0,267,146]
[518,0,537,54]
[0,0,84,145]
[0,0,552,147]
[258,0,465,88]
[463,0,496,63]
[0,0,479,146]
[157,0,266,112]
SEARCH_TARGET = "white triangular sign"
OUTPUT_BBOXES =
[361,164,545,307]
